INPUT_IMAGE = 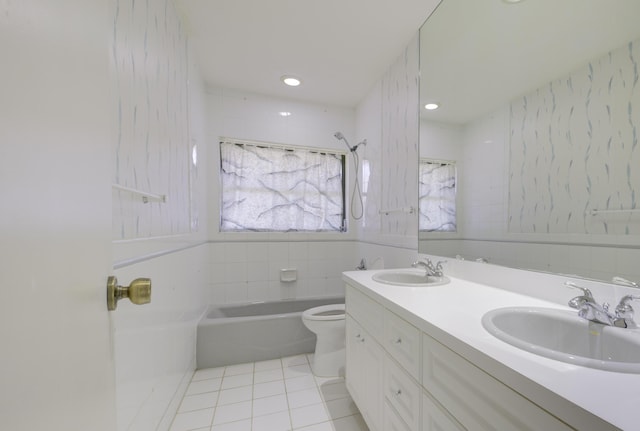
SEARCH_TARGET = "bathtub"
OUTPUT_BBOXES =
[196,296,344,369]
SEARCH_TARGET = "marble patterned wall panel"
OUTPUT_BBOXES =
[380,35,420,237]
[509,39,640,235]
[111,0,191,239]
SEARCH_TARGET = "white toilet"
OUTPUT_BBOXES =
[301,304,346,377]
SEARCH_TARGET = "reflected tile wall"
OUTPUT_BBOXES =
[111,0,192,239]
[510,39,640,235]
[381,36,420,238]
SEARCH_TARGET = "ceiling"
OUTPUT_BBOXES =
[174,0,442,108]
[420,0,640,124]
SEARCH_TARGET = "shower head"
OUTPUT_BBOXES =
[333,131,352,151]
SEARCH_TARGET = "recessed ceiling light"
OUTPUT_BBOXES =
[502,0,524,3]
[279,111,292,117]
[424,102,440,110]
[281,76,301,87]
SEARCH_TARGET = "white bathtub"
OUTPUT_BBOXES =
[196,296,344,369]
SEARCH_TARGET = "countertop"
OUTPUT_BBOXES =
[343,269,640,431]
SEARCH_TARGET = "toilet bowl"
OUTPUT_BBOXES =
[301,304,346,377]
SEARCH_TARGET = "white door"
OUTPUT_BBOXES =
[0,1,117,430]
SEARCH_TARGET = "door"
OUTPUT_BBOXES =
[0,1,116,430]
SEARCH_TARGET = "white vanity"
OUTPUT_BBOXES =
[343,265,640,431]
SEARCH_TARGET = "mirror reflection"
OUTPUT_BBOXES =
[419,0,640,282]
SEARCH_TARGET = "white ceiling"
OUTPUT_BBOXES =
[174,0,442,108]
[420,0,640,124]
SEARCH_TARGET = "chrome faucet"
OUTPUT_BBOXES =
[412,258,445,278]
[565,281,640,328]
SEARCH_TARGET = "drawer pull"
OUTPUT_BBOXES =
[395,389,402,396]
[395,337,402,344]
[355,333,361,339]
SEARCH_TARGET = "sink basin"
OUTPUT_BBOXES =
[482,307,640,373]
[372,269,450,287]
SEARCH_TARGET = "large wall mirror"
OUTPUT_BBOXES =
[419,0,640,282]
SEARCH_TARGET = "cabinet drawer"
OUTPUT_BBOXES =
[384,400,413,431]
[385,354,421,430]
[346,284,384,341]
[422,334,573,431]
[422,390,465,431]
[384,309,421,380]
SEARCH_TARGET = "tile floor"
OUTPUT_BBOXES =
[170,354,369,431]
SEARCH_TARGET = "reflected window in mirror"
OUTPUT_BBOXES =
[419,159,457,232]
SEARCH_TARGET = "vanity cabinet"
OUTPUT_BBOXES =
[422,333,573,431]
[345,283,576,431]
[345,287,385,430]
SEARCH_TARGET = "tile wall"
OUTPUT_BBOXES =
[111,0,194,240]
[420,37,640,282]
[109,1,209,430]
[357,34,420,256]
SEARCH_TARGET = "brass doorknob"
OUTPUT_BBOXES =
[107,276,151,311]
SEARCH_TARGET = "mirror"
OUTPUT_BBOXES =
[419,0,640,282]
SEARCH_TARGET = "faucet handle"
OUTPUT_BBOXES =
[564,281,595,300]
[615,294,640,315]
[435,260,447,270]
[615,295,640,328]
[564,281,596,309]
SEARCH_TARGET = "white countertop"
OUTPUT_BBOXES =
[343,269,640,431]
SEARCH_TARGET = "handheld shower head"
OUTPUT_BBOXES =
[333,131,352,150]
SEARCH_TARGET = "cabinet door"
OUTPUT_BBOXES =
[346,315,364,405]
[423,334,573,431]
[423,391,465,431]
[346,314,384,431]
[362,325,385,430]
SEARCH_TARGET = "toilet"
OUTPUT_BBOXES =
[301,304,346,377]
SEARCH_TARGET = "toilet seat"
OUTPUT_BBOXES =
[302,304,345,321]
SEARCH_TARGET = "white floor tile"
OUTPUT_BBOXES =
[218,385,254,406]
[254,380,286,398]
[324,397,359,420]
[178,391,219,412]
[211,418,252,431]
[285,375,317,393]
[282,354,309,368]
[252,393,289,417]
[254,358,282,372]
[287,387,323,409]
[314,375,344,387]
[252,410,292,431]
[193,367,225,381]
[224,362,254,376]
[293,422,335,431]
[254,368,284,384]
[331,414,369,431]
[318,380,350,401]
[221,373,253,390]
[170,408,214,431]
[290,403,330,429]
[284,363,312,379]
[172,357,366,431]
[186,378,223,396]
[213,400,253,426]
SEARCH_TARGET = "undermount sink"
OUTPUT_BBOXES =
[482,307,640,373]
[372,269,450,287]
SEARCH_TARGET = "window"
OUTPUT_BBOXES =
[419,159,456,232]
[220,139,346,232]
